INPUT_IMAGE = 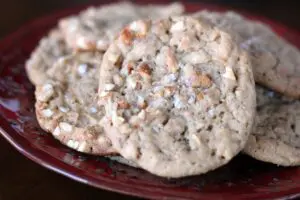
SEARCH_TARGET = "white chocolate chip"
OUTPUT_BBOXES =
[119,123,132,134]
[112,111,125,126]
[96,39,109,50]
[129,21,139,32]
[188,95,196,104]
[129,20,149,36]
[57,56,67,65]
[37,84,54,102]
[208,109,215,117]
[183,64,194,78]
[113,74,124,86]
[77,64,88,75]
[53,126,61,136]
[114,116,125,125]
[162,73,177,84]
[43,83,53,92]
[99,91,109,97]
[104,83,115,91]
[129,115,139,126]
[89,107,97,113]
[191,134,201,146]
[223,67,236,81]
[107,52,120,64]
[42,109,53,117]
[138,110,146,120]
[59,122,73,133]
[59,106,69,113]
[77,37,94,49]
[182,51,210,64]
[78,142,87,152]
[73,141,79,149]
[127,76,137,89]
[98,136,109,145]
[67,140,73,148]
[67,140,79,149]
[170,21,184,32]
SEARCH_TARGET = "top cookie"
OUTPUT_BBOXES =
[244,86,300,166]
[194,11,300,99]
[59,1,184,51]
[98,16,256,177]
[26,29,70,85]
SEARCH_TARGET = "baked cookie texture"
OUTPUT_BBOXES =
[28,2,184,156]
[59,1,184,51]
[194,11,300,99]
[98,16,256,177]
[35,52,117,155]
[26,29,70,85]
[245,86,300,166]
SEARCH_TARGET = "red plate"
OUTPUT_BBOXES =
[1,2,300,199]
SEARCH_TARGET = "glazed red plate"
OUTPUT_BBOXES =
[1,1,300,200]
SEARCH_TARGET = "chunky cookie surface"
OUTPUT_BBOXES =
[59,2,184,51]
[194,11,300,99]
[35,52,116,155]
[26,29,70,85]
[99,16,256,177]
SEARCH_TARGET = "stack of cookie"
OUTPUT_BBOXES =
[26,2,300,178]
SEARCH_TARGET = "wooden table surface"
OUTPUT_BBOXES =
[0,1,300,200]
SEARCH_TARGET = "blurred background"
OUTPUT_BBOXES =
[0,0,300,200]
[0,0,300,38]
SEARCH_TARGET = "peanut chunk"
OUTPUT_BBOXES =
[122,62,134,75]
[138,63,152,79]
[166,48,179,73]
[108,52,122,67]
[196,92,204,101]
[99,91,112,98]
[137,96,147,109]
[191,73,212,88]
[130,20,149,38]
[117,100,130,109]
[76,37,96,50]
[120,28,133,45]
[164,86,176,97]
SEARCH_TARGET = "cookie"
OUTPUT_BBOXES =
[59,1,184,51]
[244,86,300,166]
[193,11,300,99]
[26,29,70,85]
[98,17,256,177]
[35,52,117,155]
